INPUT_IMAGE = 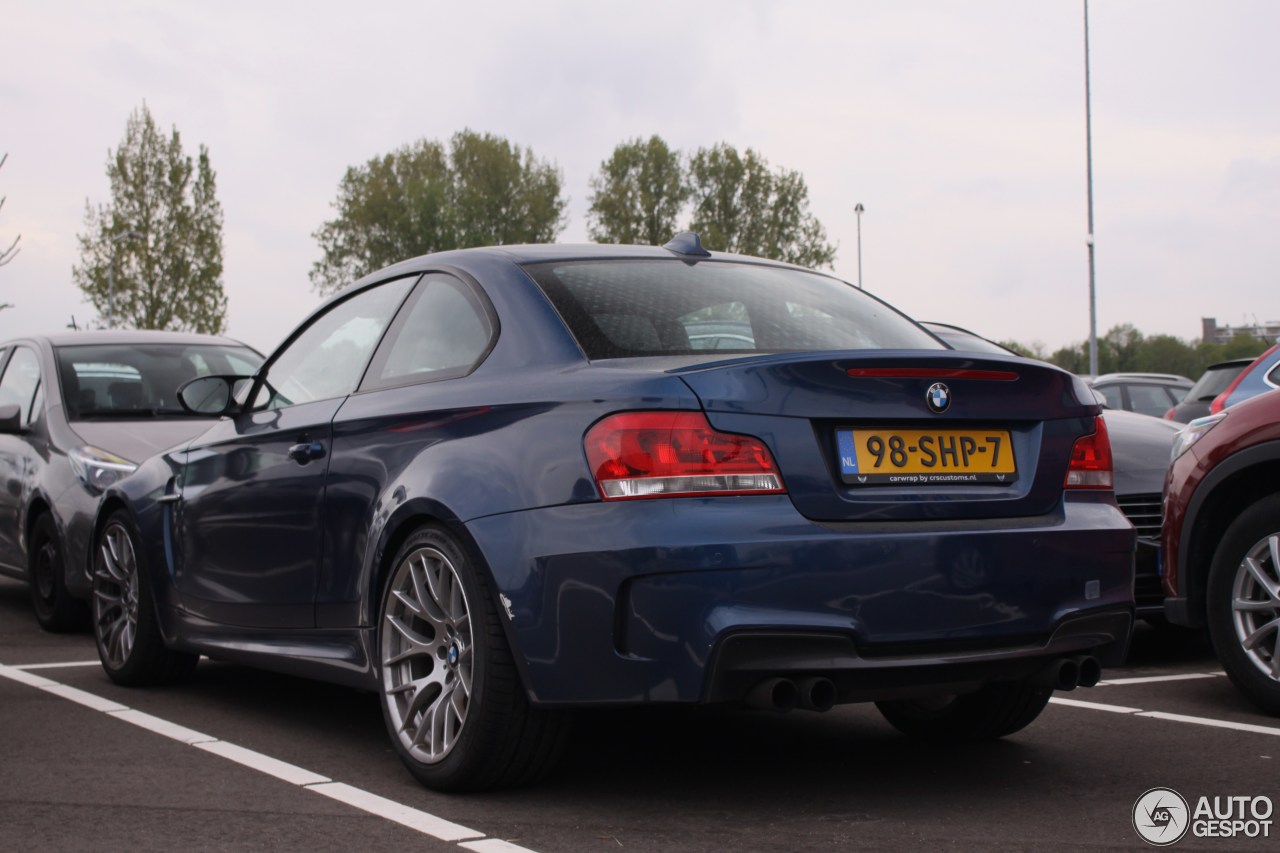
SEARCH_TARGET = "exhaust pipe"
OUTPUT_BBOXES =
[1033,658,1081,691]
[1074,655,1102,688]
[746,677,798,712]
[796,677,837,712]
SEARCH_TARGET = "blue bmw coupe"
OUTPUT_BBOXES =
[89,235,1135,791]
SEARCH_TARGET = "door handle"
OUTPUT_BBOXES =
[287,440,326,464]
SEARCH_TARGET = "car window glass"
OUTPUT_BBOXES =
[55,343,265,419]
[1127,385,1175,417]
[1187,365,1246,400]
[1096,385,1123,410]
[681,302,755,350]
[526,259,940,359]
[254,277,415,410]
[368,275,493,388]
[0,347,42,427]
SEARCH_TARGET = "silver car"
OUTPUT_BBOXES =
[0,330,262,630]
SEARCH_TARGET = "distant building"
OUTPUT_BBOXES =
[1202,317,1280,345]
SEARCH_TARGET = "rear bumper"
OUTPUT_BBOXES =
[704,611,1131,705]
[466,494,1135,707]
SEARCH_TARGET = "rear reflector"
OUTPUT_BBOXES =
[1064,415,1114,489]
[585,411,786,500]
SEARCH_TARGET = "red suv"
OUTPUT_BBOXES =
[1163,388,1280,713]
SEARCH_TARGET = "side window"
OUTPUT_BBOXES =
[0,347,42,427]
[1127,385,1173,418]
[1096,385,1123,410]
[252,277,415,410]
[364,274,495,389]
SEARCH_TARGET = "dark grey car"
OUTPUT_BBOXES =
[0,330,262,630]
[1164,358,1254,423]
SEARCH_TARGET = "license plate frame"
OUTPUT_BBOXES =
[836,427,1018,486]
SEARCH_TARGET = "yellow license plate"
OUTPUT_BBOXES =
[836,428,1018,485]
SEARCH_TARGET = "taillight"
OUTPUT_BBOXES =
[584,411,786,500]
[1208,376,1239,412]
[1064,415,1113,489]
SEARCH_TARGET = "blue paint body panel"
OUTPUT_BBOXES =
[95,244,1135,703]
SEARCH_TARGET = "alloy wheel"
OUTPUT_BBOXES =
[381,546,474,765]
[1230,532,1280,681]
[94,521,141,670]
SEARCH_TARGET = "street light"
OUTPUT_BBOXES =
[854,203,865,289]
[1083,0,1098,376]
[107,230,143,329]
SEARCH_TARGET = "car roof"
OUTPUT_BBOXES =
[351,240,810,291]
[5,329,254,348]
[1090,372,1193,385]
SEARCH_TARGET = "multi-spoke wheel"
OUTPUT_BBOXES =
[28,513,89,632]
[1208,495,1280,715]
[382,542,474,765]
[92,511,196,685]
[378,526,567,791]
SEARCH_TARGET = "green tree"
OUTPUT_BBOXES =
[1030,328,1273,380]
[587,135,688,245]
[1101,324,1144,373]
[1221,331,1270,361]
[310,130,567,296]
[449,130,566,249]
[1133,334,1198,378]
[1049,343,1089,374]
[686,143,836,269]
[73,104,226,333]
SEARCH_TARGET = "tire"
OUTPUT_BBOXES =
[92,510,197,686]
[378,526,567,792]
[1205,493,1280,715]
[876,680,1052,741]
[29,513,89,632]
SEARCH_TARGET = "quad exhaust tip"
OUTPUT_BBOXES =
[1035,655,1102,691]
[746,676,837,713]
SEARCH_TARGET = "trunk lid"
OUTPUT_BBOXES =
[672,350,1100,522]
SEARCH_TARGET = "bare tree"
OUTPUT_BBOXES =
[0,153,18,309]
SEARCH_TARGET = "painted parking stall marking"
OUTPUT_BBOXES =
[0,661,539,853]
[1053,668,1280,736]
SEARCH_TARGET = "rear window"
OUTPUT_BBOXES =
[1186,363,1249,400]
[55,343,263,419]
[524,259,940,359]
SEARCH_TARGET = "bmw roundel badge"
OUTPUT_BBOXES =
[927,382,951,413]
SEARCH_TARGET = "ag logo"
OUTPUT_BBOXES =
[1133,787,1190,846]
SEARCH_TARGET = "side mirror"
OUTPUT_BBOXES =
[178,376,247,416]
[0,403,21,433]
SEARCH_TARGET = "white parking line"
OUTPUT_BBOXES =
[13,659,102,670]
[0,661,539,853]
[1097,672,1224,686]
[1051,696,1280,736]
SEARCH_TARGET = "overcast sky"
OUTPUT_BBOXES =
[2,0,1277,357]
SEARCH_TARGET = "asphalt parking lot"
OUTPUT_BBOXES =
[2,575,1277,852]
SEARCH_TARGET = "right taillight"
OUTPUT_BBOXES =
[1209,388,1235,415]
[1065,415,1113,490]
[584,411,786,500]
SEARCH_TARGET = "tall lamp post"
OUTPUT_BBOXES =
[107,230,143,329]
[1083,0,1098,376]
[854,203,865,289]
